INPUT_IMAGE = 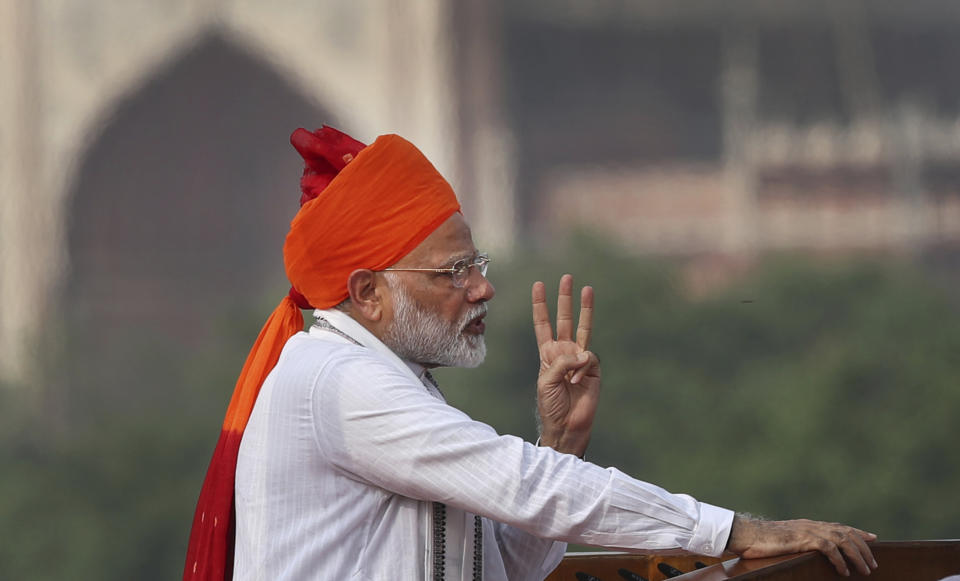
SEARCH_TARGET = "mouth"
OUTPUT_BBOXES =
[463,312,486,335]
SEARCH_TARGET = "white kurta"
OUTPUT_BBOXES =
[234,309,733,581]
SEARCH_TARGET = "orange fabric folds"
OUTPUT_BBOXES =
[184,296,303,580]
[284,133,461,309]
[184,127,461,580]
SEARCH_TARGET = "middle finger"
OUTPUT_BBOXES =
[840,532,876,575]
[556,274,574,341]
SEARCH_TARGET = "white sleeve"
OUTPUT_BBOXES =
[312,350,734,556]
[493,521,567,581]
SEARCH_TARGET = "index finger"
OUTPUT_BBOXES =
[532,281,554,347]
[576,285,594,350]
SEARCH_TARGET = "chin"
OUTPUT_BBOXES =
[445,338,487,369]
[457,354,486,369]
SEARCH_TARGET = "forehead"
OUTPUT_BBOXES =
[400,213,476,266]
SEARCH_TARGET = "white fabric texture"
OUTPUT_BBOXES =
[234,308,733,580]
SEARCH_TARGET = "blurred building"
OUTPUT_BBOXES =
[3,0,960,384]
[504,1,960,268]
[0,0,511,384]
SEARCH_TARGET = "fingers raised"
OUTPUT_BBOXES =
[556,274,574,342]
[534,275,594,349]
[532,281,554,347]
[577,285,594,350]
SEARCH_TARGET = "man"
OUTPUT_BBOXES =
[185,126,877,580]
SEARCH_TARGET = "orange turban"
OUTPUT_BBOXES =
[184,126,461,581]
[286,131,461,308]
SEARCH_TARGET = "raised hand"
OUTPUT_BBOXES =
[532,274,600,458]
[728,514,878,577]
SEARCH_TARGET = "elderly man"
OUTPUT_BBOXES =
[185,127,877,581]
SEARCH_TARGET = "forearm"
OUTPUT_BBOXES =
[726,513,761,555]
[336,403,728,552]
[321,353,730,552]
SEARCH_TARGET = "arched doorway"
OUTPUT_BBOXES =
[52,34,335,578]
[66,34,332,343]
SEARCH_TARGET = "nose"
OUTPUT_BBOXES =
[466,268,495,303]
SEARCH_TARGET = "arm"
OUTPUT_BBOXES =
[530,277,879,578]
[489,275,596,579]
[532,274,600,458]
[313,350,730,554]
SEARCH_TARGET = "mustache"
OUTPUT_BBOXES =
[459,304,488,328]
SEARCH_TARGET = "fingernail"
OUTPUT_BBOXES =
[577,352,588,362]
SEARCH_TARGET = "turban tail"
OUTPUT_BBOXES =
[184,127,460,580]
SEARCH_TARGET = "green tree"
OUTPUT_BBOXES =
[3,240,959,580]
[439,243,960,542]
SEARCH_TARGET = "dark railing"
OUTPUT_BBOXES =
[547,540,960,581]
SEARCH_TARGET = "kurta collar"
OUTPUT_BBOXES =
[311,308,431,384]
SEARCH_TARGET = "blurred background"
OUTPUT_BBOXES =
[2,0,960,578]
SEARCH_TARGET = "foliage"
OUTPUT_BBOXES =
[3,239,960,579]
[0,303,268,580]
[438,240,960,543]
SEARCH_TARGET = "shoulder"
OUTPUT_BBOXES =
[273,332,386,384]
[273,332,421,400]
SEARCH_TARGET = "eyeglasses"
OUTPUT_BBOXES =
[382,253,490,288]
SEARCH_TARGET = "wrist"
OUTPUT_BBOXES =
[537,430,589,459]
[727,513,762,556]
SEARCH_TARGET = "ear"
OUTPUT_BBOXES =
[346,269,384,322]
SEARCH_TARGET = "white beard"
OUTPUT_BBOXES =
[382,275,487,368]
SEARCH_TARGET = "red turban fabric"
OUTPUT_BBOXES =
[184,126,461,580]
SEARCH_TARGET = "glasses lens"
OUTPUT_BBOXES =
[477,256,489,277]
[451,259,469,287]
[449,255,490,288]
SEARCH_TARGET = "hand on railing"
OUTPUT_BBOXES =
[727,513,878,577]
